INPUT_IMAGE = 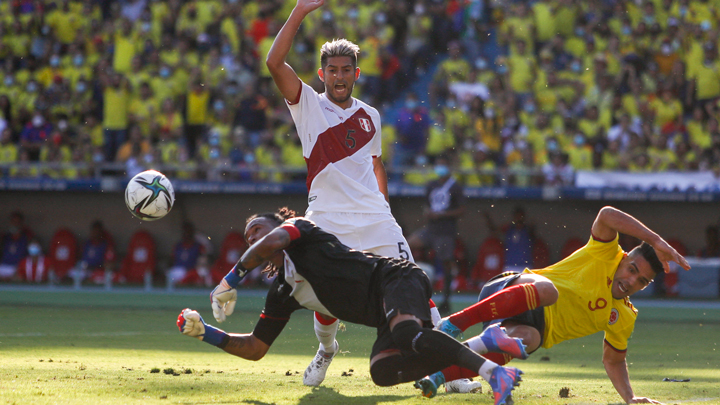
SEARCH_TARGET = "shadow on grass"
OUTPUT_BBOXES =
[295,386,410,405]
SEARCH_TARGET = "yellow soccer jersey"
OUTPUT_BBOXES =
[525,234,638,351]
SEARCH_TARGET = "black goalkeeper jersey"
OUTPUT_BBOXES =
[253,217,402,345]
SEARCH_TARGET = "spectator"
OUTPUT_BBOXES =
[101,73,130,162]
[185,78,210,158]
[20,111,52,161]
[0,128,18,171]
[113,19,138,74]
[0,212,33,280]
[167,222,208,286]
[697,225,720,258]
[502,206,535,271]
[394,92,430,170]
[542,151,574,185]
[129,82,160,140]
[77,220,116,284]
[689,42,720,113]
[16,239,51,283]
[234,82,268,149]
[408,155,466,313]
[154,98,184,145]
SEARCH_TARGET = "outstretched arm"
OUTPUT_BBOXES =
[221,332,270,361]
[603,342,662,404]
[211,226,292,322]
[178,309,270,361]
[591,206,690,273]
[266,0,324,101]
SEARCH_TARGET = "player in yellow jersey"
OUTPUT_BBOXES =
[415,206,690,404]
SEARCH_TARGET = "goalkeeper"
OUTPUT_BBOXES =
[415,206,690,404]
[178,207,522,405]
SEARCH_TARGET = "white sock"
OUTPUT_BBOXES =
[314,313,338,353]
[478,360,498,383]
[430,305,442,327]
[465,335,489,354]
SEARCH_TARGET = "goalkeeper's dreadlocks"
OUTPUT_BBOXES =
[245,207,297,277]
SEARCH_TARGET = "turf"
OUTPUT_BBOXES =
[1,289,719,405]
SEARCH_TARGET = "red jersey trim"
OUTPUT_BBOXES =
[604,339,627,353]
[280,223,301,241]
[591,232,616,243]
[286,84,302,105]
[260,313,290,321]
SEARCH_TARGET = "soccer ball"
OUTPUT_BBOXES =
[125,170,175,221]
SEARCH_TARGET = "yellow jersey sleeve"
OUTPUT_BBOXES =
[585,233,623,262]
[604,297,638,351]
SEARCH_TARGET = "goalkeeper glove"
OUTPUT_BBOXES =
[210,262,248,323]
[177,308,228,348]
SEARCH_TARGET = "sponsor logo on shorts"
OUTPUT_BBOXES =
[385,308,394,318]
[609,308,619,325]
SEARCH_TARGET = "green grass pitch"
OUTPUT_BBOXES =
[1,289,719,405]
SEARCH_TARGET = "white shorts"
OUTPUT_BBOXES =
[306,211,414,262]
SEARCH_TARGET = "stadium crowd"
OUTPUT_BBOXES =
[0,0,720,186]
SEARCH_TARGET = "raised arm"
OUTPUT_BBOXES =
[591,206,690,272]
[266,0,324,101]
[602,342,662,404]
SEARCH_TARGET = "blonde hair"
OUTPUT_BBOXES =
[320,39,360,69]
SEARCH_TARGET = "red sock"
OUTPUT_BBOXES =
[440,353,512,382]
[448,284,540,331]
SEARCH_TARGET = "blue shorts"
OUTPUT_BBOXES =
[478,272,546,351]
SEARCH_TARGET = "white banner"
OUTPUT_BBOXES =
[575,171,720,191]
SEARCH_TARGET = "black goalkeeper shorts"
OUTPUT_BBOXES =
[370,259,433,359]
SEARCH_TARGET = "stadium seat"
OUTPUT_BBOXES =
[118,230,156,287]
[560,237,585,260]
[532,237,551,269]
[48,228,78,281]
[210,232,248,284]
[470,236,504,289]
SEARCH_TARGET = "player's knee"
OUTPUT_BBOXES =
[535,280,558,306]
[507,325,542,353]
[390,320,424,353]
[370,360,399,386]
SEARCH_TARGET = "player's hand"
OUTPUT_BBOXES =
[177,308,206,340]
[296,0,324,15]
[211,279,237,323]
[628,396,663,404]
[652,238,691,273]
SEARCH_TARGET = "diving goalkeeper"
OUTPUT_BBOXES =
[177,208,523,405]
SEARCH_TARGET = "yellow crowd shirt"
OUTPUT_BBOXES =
[525,234,638,351]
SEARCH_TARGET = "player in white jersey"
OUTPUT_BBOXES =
[207,0,443,389]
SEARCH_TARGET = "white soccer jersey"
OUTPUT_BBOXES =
[286,81,390,214]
